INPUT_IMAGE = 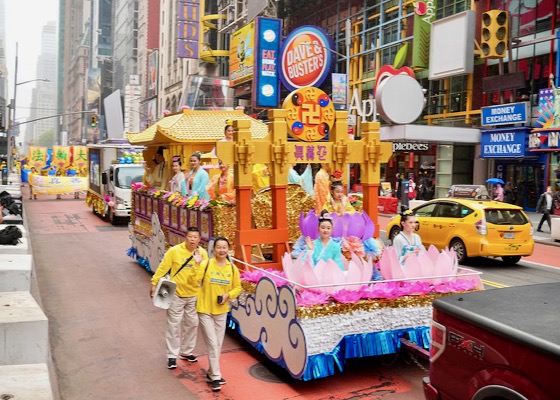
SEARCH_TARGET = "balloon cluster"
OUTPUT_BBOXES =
[118,150,144,164]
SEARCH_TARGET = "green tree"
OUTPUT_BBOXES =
[36,129,55,147]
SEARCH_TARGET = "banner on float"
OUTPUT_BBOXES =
[29,146,48,170]
[72,146,89,169]
[29,175,88,195]
[52,146,72,169]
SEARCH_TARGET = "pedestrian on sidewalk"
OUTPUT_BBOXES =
[150,227,209,370]
[536,186,555,232]
[190,237,241,392]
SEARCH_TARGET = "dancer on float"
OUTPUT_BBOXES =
[322,171,356,215]
[392,210,425,265]
[288,163,313,196]
[184,152,210,200]
[169,155,187,195]
[314,163,331,213]
[303,210,345,271]
[205,159,235,202]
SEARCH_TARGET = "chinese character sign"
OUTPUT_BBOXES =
[293,144,329,162]
[29,146,48,169]
[72,146,89,168]
[53,146,71,169]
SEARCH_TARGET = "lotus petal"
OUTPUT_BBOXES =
[433,251,454,284]
[362,213,375,239]
[332,288,362,303]
[426,245,440,264]
[282,253,301,288]
[402,254,424,281]
[345,260,364,290]
[331,213,344,238]
[379,247,405,280]
[299,257,320,289]
[347,213,365,238]
[349,252,373,283]
[315,259,346,294]
[416,251,436,283]
[296,290,330,306]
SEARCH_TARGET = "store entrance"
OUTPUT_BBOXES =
[508,163,543,211]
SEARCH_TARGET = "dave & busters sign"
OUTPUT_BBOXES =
[279,26,334,91]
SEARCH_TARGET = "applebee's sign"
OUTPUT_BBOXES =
[349,65,426,125]
[279,26,334,91]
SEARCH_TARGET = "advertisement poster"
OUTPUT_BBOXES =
[147,50,158,98]
[332,73,347,110]
[253,17,282,108]
[230,22,255,87]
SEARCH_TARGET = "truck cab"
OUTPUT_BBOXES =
[102,164,144,223]
[424,283,560,400]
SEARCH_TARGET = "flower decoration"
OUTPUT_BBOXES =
[341,236,365,259]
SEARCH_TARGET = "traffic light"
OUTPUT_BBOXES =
[90,115,97,127]
[481,10,509,59]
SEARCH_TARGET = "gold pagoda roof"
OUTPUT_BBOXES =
[126,110,269,145]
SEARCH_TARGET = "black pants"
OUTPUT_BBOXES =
[538,209,552,230]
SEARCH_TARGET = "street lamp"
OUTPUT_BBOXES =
[7,42,50,172]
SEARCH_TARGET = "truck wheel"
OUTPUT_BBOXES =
[450,238,467,264]
[107,208,117,225]
[502,256,521,265]
[389,227,401,244]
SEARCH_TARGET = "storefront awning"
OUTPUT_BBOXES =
[380,124,480,143]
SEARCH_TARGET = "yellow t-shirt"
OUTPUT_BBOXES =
[192,258,241,315]
[151,243,209,298]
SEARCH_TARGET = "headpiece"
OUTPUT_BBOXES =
[171,155,181,162]
[329,170,343,184]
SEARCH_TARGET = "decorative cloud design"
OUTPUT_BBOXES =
[129,213,167,272]
[230,277,307,379]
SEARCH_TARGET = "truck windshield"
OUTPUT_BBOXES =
[115,166,145,189]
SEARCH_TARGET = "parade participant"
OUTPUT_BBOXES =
[322,173,356,215]
[304,210,345,271]
[143,146,170,190]
[288,164,313,196]
[536,186,555,232]
[184,152,210,200]
[392,211,425,265]
[314,163,331,213]
[252,163,270,195]
[149,227,209,369]
[205,159,235,202]
[169,156,186,195]
[493,183,504,202]
[28,167,38,200]
[211,124,235,158]
[190,237,241,392]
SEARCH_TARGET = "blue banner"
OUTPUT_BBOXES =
[480,127,530,158]
[253,17,282,108]
[481,102,528,126]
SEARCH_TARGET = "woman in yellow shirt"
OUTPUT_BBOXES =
[191,237,241,392]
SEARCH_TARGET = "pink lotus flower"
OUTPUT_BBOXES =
[332,289,363,303]
[282,252,373,295]
[296,290,330,306]
[341,236,365,259]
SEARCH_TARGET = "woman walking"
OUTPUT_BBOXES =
[191,237,241,392]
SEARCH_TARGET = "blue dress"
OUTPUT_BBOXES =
[186,168,210,200]
[305,238,344,271]
[392,231,424,264]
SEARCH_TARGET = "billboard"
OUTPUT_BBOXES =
[177,0,202,59]
[147,50,158,98]
[229,22,255,87]
[279,25,335,91]
[253,17,282,109]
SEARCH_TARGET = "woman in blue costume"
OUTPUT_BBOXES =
[303,210,344,271]
[392,211,425,264]
[185,152,210,200]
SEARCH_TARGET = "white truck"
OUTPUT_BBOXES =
[87,140,145,224]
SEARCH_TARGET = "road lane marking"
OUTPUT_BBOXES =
[482,279,509,289]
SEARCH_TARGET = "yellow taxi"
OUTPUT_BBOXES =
[386,197,534,265]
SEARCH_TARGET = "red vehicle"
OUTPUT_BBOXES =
[424,283,560,400]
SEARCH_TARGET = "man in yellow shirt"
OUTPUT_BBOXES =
[150,227,209,369]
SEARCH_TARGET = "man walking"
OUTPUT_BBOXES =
[536,186,555,232]
[150,227,208,369]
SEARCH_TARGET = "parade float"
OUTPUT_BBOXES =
[25,146,89,196]
[126,87,483,380]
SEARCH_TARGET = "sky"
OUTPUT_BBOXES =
[5,0,59,121]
